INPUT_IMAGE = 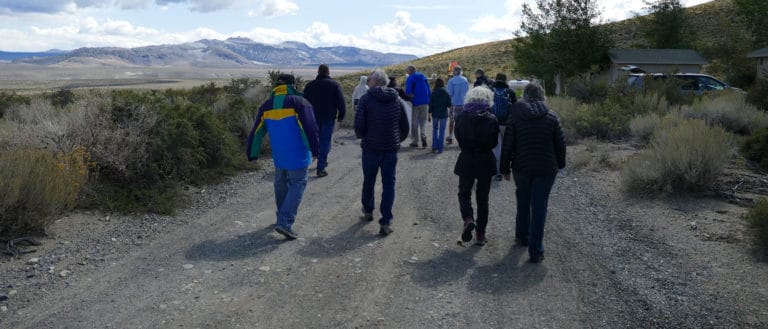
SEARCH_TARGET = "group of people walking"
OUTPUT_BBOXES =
[246,63,566,263]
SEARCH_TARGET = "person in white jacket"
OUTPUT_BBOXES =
[352,76,369,107]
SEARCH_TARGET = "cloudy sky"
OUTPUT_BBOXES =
[0,0,711,56]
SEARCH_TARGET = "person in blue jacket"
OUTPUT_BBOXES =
[246,74,320,240]
[405,65,431,148]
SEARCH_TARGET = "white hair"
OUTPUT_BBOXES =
[464,86,494,106]
[368,69,389,87]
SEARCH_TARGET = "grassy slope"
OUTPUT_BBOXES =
[337,0,736,97]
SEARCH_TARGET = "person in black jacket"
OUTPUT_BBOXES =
[303,64,346,178]
[428,78,451,153]
[355,69,410,236]
[454,86,499,246]
[499,82,566,263]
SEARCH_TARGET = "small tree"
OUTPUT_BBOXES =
[641,0,693,49]
[514,0,613,95]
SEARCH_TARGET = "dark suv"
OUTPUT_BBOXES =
[627,73,744,94]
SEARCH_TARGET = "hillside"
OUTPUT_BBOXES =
[337,0,737,92]
[7,38,417,68]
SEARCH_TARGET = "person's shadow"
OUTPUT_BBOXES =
[298,219,380,258]
[184,226,285,262]
[467,246,547,294]
[410,247,481,288]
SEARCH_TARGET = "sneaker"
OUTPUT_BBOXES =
[493,174,503,181]
[432,148,437,153]
[361,207,374,221]
[316,169,328,177]
[275,226,298,240]
[529,253,545,263]
[409,142,419,148]
[421,137,427,148]
[446,137,453,145]
[474,232,487,246]
[461,218,475,243]
[379,225,393,236]
[515,238,529,247]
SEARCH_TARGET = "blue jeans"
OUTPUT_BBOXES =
[274,167,309,230]
[512,173,556,257]
[432,117,447,152]
[361,149,398,226]
[317,120,335,171]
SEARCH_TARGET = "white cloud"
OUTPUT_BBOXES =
[365,11,480,54]
[248,0,299,17]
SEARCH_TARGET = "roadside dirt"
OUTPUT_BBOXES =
[1,129,767,328]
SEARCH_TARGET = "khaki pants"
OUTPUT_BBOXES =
[411,104,428,143]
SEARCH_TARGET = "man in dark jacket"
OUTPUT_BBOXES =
[246,74,320,240]
[355,69,410,236]
[499,82,566,263]
[473,68,493,88]
[454,86,499,246]
[303,64,346,178]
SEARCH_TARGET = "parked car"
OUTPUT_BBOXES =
[627,73,744,94]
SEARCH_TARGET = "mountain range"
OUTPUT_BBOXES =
[0,38,417,68]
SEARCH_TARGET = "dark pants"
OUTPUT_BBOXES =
[512,172,557,256]
[317,119,335,171]
[361,149,398,226]
[458,174,493,234]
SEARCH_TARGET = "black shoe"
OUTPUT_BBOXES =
[379,225,393,236]
[275,226,298,240]
[461,218,476,243]
[474,232,487,246]
[446,137,453,145]
[361,207,374,221]
[421,138,427,148]
[515,238,529,247]
[493,174,503,181]
[316,169,328,177]
[529,253,545,263]
[409,143,418,148]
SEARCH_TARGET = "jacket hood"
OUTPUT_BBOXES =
[358,76,368,86]
[464,101,490,114]
[369,86,399,102]
[520,100,550,120]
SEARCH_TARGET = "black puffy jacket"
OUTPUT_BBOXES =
[303,75,346,122]
[453,102,499,177]
[355,86,410,152]
[499,100,566,177]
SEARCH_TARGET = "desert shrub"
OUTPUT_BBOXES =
[567,76,610,104]
[741,126,768,170]
[571,101,632,140]
[630,113,662,144]
[0,92,30,118]
[747,198,768,256]
[639,76,696,106]
[548,97,581,143]
[51,89,76,108]
[679,93,768,135]
[747,78,768,112]
[0,148,88,235]
[622,119,732,192]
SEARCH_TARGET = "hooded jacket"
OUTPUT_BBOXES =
[405,72,431,106]
[429,87,451,119]
[453,101,500,177]
[303,74,346,122]
[246,84,320,170]
[499,100,566,177]
[354,86,410,152]
[352,76,369,105]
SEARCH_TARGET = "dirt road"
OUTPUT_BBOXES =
[2,129,767,328]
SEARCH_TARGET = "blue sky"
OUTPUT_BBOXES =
[0,0,711,56]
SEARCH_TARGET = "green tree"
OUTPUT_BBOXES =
[734,0,768,48]
[513,0,614,95]
[641,0,692,49]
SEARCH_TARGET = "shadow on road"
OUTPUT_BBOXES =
[467,246,547,294]
[298,219,379,258]
[410,247,481,288]
[184,226,284,262]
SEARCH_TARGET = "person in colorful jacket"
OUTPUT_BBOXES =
[246,74,320,240]
[405,65,431,148]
